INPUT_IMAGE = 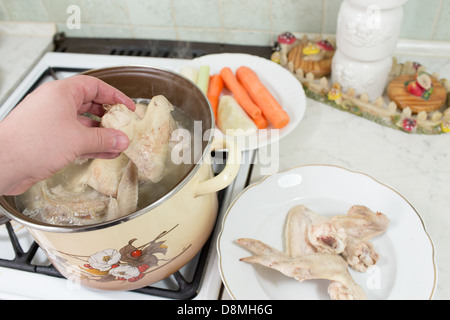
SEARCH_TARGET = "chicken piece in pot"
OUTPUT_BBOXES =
[101,95,175,183]
[106,160,139,221]
[40,183,110,225]
[18,157,139,225]
[82,153,129,197]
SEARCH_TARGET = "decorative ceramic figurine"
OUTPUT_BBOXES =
[331,49,392,100]
[274,32,297,66]
[276,31,450,135]
[332,0,408,100]
[335,0,408,61]
[387,72,447,113]
[287,39,335,78]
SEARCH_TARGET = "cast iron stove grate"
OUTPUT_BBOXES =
[53,32,273,59]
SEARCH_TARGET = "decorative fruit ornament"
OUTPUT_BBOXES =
[406,72,434,100]
[406,81,424,97]
[416,72,432,90]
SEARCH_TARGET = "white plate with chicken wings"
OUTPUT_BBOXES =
[217,164,436,300]
[179,53,306,151]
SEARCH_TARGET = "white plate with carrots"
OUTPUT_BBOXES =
[179,53,306,151]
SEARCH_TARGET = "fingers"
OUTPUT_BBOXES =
[65,76,134,159]
[82,102,107,117]
[79,152,122,160]
[78,126,130,158]
[4,182,34,196]
[67,75,136,114]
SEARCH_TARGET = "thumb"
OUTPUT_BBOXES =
[80,127,129,157]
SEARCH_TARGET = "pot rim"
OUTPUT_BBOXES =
[0,65,215,233]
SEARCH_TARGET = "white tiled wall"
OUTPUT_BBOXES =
[0,0,449,45]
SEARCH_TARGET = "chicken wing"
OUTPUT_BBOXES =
[40,183,110,225]
[328,205,389,271]
[237,205,367,300]
[105,160,139,221]
[19,157,139,225]
[331,205,390,240]
[285,205,316,257]
[101,95,175,183]
[286,205,347,255]
[237,238,366,300]
[82,153,129,197]
[301,205,388,271]
[342,237,379,272]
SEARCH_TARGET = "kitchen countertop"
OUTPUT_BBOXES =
[0,22,55,105]
[248,50,450,299]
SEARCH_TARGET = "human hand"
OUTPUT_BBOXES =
[0,75,135,195]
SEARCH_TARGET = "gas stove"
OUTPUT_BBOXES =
[0,37,269,299]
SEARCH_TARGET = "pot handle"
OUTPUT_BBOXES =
[195,137,241,197]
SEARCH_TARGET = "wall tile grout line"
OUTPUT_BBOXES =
[321,0,327,35]
[218,0,225,44]
[169,0,179,41]
[430,0,444,40]
[268,0,271,41]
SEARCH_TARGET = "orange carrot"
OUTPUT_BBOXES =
[251,113,268,129]
[219,67,265,126]
[207,74,224,121]
[236,66,290,129]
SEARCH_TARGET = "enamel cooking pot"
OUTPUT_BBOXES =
[0,66,241,291]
